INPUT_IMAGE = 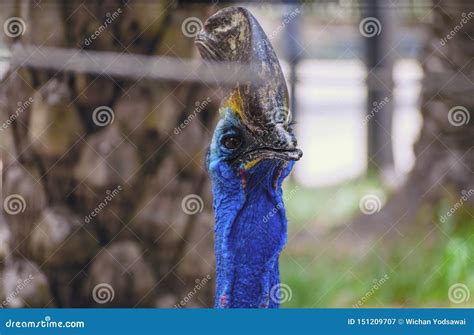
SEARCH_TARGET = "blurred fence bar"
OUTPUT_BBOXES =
[8,44,259,85]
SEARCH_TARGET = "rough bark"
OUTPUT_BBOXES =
[0,1,217,307]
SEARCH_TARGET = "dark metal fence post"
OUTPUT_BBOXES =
[363,0,395,174]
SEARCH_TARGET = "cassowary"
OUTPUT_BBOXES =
[195,7,302,308]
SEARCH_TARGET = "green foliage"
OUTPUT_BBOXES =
[280,180,474,308]
[283,176,385,230]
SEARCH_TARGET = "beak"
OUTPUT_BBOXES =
[237,121,303,167]
[240,146,303,164]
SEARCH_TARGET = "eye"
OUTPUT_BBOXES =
[221,136,242,150]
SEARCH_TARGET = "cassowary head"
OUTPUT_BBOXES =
[196,7,302,180]
[195,7,302,308]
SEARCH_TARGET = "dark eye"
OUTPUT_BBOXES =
[221,136,242,150]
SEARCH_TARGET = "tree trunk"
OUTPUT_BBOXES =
[0,1,217,307]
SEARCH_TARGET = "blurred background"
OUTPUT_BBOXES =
[0,0,472,308]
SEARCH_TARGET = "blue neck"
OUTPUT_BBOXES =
[210,160,293,308]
